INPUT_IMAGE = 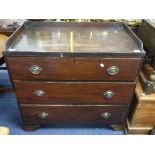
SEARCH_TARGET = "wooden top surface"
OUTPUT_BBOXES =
[7,22,140,53]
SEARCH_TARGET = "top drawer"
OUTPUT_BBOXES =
[6,57,141,81]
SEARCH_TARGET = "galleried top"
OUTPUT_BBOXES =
[4,21,144,56]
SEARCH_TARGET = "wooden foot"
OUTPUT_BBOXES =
[110,124,126,131]
[23,124,41,131]
[125,120,152,135]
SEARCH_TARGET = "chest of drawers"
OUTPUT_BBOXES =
[3,21,145,131]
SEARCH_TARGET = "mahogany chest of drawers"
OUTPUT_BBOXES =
[3,21,145,131]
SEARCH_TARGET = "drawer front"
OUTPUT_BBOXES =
[15,81,135,105]
[7,57,141,81]
[20,105,129,124]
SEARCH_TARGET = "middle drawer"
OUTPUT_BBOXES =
[14,81,135,105]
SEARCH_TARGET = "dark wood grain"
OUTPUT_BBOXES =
[6,57,141,81]
[6,22,140,53]
[20,105,129,125]
[14,81,135,105]
[4,22,144,130]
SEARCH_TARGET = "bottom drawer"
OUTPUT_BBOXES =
[20,105,129,125]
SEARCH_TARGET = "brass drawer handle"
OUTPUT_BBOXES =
[103,90,115,98]
[34,90,45,96]
[38,112,48,119]
[101,112,111,119]
[29,65,42,74]
[107,66,119,75]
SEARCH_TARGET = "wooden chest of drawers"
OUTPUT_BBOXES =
[3,21,145,131]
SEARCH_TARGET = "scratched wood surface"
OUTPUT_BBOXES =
[7,22,139,53]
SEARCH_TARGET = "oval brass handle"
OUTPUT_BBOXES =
[34,90,45,96]
[101,112,111,119]
[107,66,119,75]
[38,112,48,119]
[103,90,115,98]
[29,65,42,74]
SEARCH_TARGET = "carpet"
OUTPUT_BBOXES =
[0,68,124,135]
